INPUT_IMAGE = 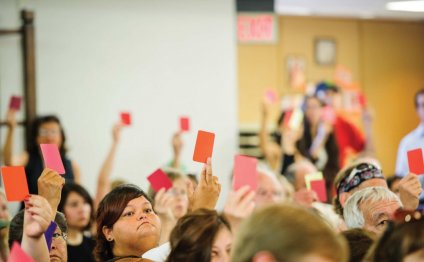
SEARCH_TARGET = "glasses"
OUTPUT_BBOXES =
[52,232,67,241]
[168,188,187,196]
[38,128,61,138]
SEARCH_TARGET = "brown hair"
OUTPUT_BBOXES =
[333,165,353,216]
[94,184,152,262]
[232,204,348,262]
[414,88,424,108]
[341,229,376,262]
[166,209,231,262]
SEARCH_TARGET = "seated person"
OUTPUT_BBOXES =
[343,187,402,235]
[9,211,68,262]
[166,209,232,262]
[366,209,424,262]
[334,162,421,216]
[232,204,347,262]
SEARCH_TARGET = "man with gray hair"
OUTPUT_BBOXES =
[344,187,402,235]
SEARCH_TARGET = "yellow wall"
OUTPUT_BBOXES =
[238,16,424,173]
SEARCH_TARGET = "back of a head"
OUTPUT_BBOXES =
[166,209,231,262]
[231,204,348,262]
[341,229,375,262]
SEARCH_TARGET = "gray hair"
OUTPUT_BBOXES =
[343,187,402,229]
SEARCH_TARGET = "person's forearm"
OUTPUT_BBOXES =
[363,121,375,156]
[21,235,50,262]
[171,152,181,169]
[3,125,15,165]
[158,215,176,244]
[259,112,269,154]
[95,142,117,209]
[0,238,9,261]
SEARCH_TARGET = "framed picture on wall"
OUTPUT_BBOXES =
[315,38,336,66]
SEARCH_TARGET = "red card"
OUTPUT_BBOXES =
[407,148,424,175]
[311,179,327,202]
[180,117,190,132]
[120,112,131,125]
[358,92,367,108]
[283,110,293,128]
[9,96,22,111]
[40,144,65,175]
[0,166,29,201]
[147,169,173,192]
[193,130,215,163]
[8,242,35,262]
[232,155,258,191]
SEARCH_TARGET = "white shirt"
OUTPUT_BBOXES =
[142,242,171,262]
[396,123,424,199]
[396,123,424,176]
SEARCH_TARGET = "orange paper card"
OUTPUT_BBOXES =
[0,166,29,201]
[193,130,215,163]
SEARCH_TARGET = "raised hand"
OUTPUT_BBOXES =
[399,173,423,210]
[224,186,255,219]
[5,109,17,129]
[154,188,175,221]
[24,195,52,239]
[112,123,124,144]
[188,158,221,211]
[37,168,64,218]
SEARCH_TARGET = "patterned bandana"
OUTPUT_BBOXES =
[337,163,385,196]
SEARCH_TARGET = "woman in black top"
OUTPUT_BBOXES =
[3,110,81,194]
[58,183,96,262]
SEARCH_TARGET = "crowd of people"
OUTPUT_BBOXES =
[0,84,424,262]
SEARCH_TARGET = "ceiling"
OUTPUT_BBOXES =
[274,0,424,21]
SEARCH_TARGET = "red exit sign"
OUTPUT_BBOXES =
[237,14,277,43]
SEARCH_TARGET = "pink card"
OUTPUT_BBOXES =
[120,112,131,125]
[147,169,173,192]
[0,166,29,201]
[180,117,190,132]
[192,130,215,163]
[9,96,22,111]
[311,179,327,202]
[8,242,35,262]
[232,155,258,191]
[407,148,424,175]
[265,89,278,104]
[40,144,65,174]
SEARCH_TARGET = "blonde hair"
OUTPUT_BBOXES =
[232,204,348,262]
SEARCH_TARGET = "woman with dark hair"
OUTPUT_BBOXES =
[166,209,232,262]
[3,110,80,194]
[58,183,95,262]
[259,100,304,174]
[296,95,340,201]
[94,184,161,262]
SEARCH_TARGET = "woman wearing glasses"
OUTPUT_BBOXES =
[3,111,80,195]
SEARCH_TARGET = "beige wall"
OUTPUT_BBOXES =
[238,16,424,173]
